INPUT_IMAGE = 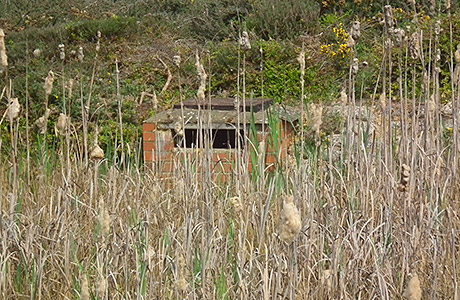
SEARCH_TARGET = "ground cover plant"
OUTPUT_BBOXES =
[1,1,460,299]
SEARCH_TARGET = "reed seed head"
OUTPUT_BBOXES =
[340,90,348,105]
[44,70,55,97]
[297,48,305,77]
[99,205,111,236]
[351,58,359,75]
[176,255,188,291]
[195,52,207,101]
[239,31,251,51]
[384,5,394,29]
[310,103,323,145]
[58,43,65,60]
[55,113,70,136]
[78,46,84,62]
[90,145,105,160]
[174,121,183,137]
[393,28,406,46]
[398,163,411,192]
[347,35,356,48]
[33,48,41,58]
[152,91,158,110]
[96,31,101,52]
[35,108,50,133]
[403,273,422,300]
[409,32,420,60]
[350,21,361,41]
[229,196,242,213]
[7,98,20,121]
[279,195,301,243]
[80,273,90,300]
[379,93,387,111]
[96,267,107,297]
[67,79,74,99]
[0,29,8,72]
[321,269,333,291]
[434,20,441,36]
[173,55,181,67]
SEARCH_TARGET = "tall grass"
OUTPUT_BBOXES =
[1,7,460,299]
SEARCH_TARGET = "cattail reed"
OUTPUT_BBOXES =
[409,32,420,60]
[403,273,422,300]
[229,196,242,213]
[398,163,411,192]
[7,98,20,122]
[80,273,90,300]
[33,48,41,58]
[279,195,301,243]
[78,46,84,62]
[67,78,74,99]
[96,266,107,298]
[35,108,50,134]
[90,144,105,160]
[96,31,101,52]
[58,44,65,61]
[340,90,348,105]
[44,70,55,100]
[239,31,251,51]
[321,269,333,291]
[310,103,323,145]
[173,55,181,67]
[55,113,69,136]
[350,21,361,42]
[173,121,183,137]
[176,255,188,292]
[195,52,207,101]
[0,29,7,72]
[99,201,111,236]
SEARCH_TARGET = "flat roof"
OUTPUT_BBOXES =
[174,97,273,112]
[144,103,299,127]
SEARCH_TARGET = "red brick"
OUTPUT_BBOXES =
[143,132,156,142]
[158,142,174,152]
[144,151,153,162]
[157,152,173,161]
[160,161,174,173]
[143,141,155,151]
[265,154,277,165]
[143,123,156,132]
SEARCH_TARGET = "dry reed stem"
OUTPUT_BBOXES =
[0,29,7,72]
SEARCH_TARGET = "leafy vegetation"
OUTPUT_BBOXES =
[1,1,460,299]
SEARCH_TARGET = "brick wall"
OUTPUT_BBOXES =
[143,121,295,179]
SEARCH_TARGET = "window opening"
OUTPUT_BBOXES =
[173,129,244,149]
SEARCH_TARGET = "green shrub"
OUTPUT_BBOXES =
[248,0,321,40]
[65,17,137,42]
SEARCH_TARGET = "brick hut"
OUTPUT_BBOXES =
[143,97,299,179]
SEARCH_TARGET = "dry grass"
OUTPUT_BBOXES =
[1,9,460,299]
